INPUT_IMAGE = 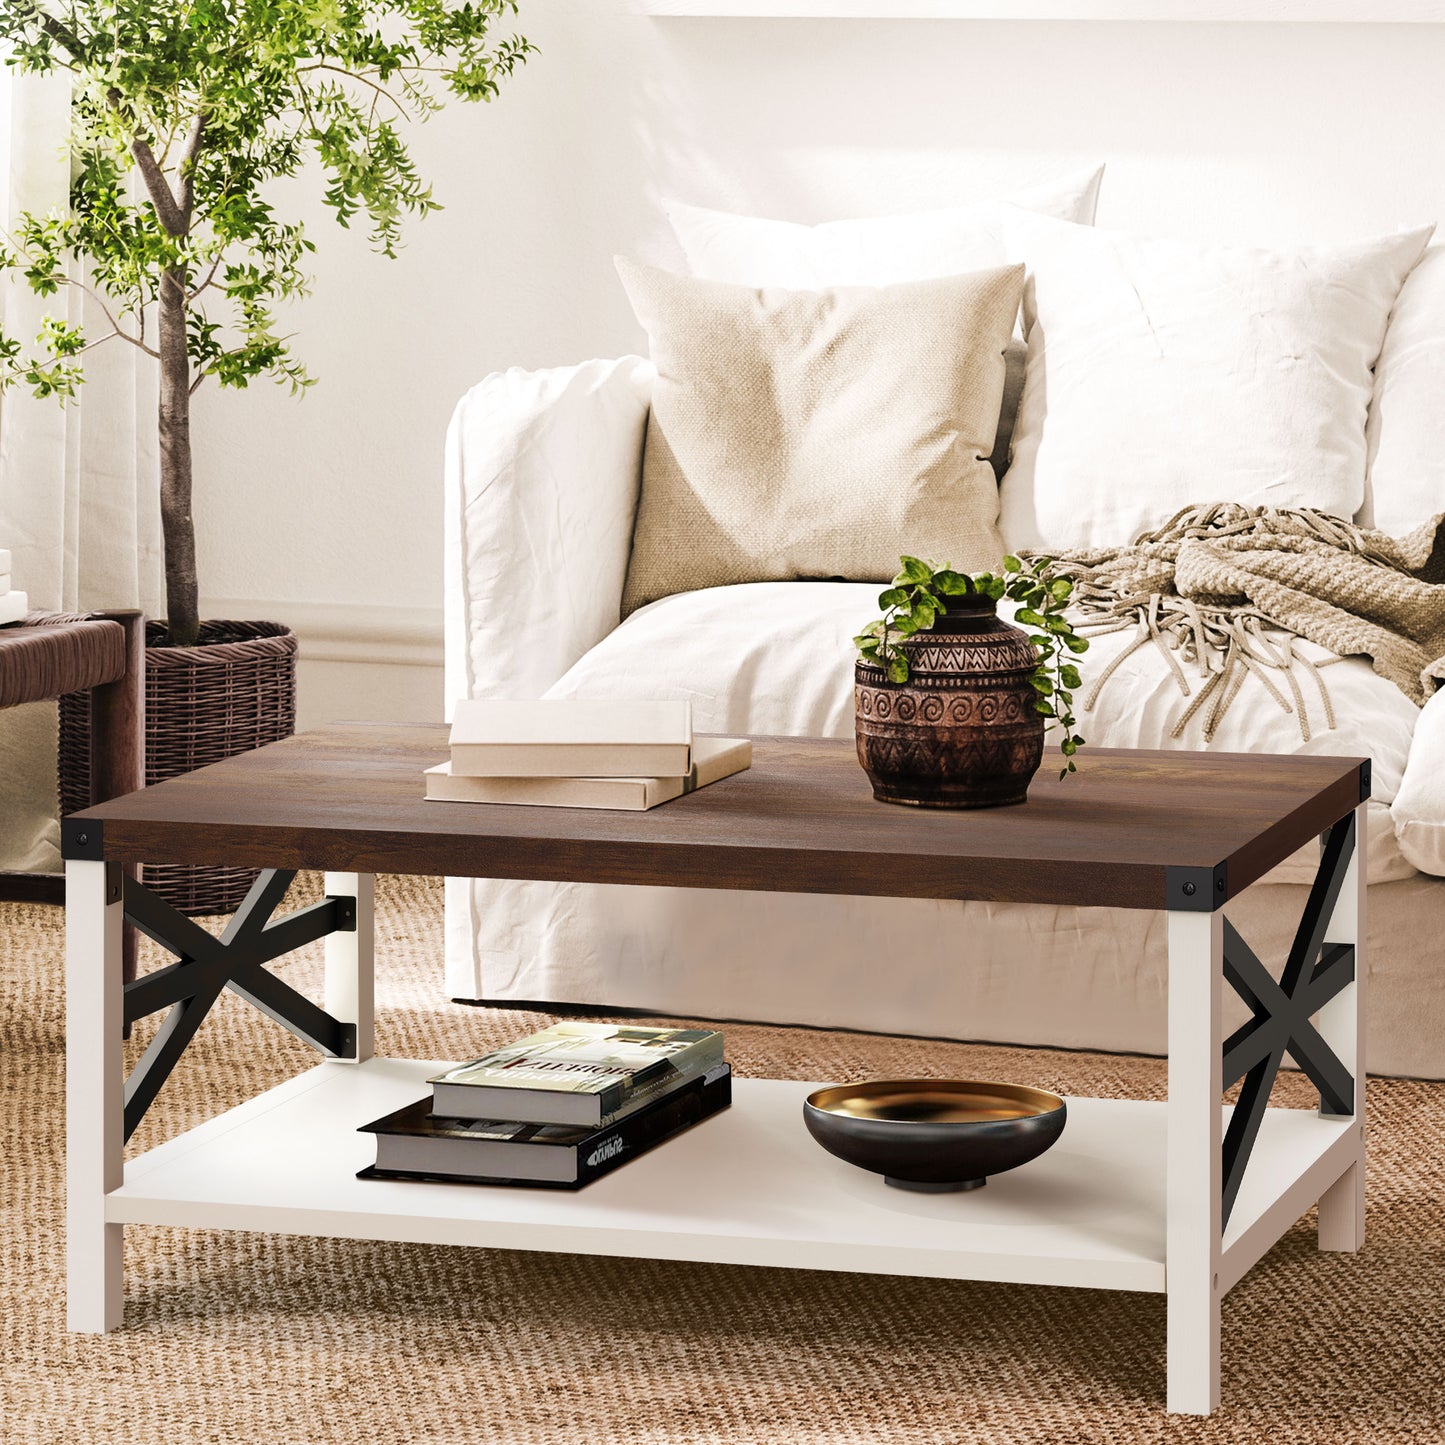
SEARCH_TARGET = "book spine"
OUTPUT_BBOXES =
[573,1064,731,1186]
[600,1033,727,1118]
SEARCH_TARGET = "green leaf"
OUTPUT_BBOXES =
[1035,699,1056,717]
[878,587,909,609]
[1029,674,1052,693]
[932,569,971,595]
[893,614,921,637]
[894,556,933,585]
[1049,578,1073,601]
[1064,634,1091,654]
[886,654,910,684]
[1059,663,1083,690]
[1016,609,1045,628]
[982,576,1006,601]
[1003,554,1022,573]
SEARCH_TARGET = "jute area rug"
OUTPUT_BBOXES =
[3,876,1442,1445]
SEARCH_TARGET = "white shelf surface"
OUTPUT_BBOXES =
[631,1,1445,19]
[111,1059,1353,1294]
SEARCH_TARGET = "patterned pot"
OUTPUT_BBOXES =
[855,595,1045,808]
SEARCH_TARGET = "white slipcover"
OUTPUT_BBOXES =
[443,361,1445,1075]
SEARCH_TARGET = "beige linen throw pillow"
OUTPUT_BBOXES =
[616,257,1023,615]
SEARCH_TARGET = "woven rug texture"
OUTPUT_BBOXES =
[3,874,1443,1444]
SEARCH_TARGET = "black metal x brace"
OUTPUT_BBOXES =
[120,868,358,1142]
[1218,811,1357,1227]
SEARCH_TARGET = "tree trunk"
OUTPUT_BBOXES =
[156,266,199,648]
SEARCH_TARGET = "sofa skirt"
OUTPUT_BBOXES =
[446,871,1445,1081]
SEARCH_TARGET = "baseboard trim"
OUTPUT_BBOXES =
[200,598,443,669]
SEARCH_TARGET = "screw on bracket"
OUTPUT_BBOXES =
[1165,862,1228,912]
[328,895,358,932]
[60,817,105,860]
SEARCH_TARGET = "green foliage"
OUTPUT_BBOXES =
[854,554,1089,779]
[0,0,533,401]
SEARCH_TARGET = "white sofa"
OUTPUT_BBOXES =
[443,354,1445,1081]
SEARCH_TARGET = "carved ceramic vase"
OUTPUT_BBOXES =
[855,595,1045,808]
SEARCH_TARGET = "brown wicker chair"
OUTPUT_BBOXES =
[0,610,144,981]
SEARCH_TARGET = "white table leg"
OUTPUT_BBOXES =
[1166,908,1223,1416]
[66,858,125,1332]
[1317,802,1367,1252]
[324,872,375,1063]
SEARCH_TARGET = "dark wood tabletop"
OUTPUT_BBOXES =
[61,723,1368,912]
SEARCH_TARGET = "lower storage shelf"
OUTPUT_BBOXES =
[109,1057,1352,1294]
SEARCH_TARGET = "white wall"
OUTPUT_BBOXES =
[189,6,1445,725]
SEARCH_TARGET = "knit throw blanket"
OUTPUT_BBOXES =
[1029,503,1445,742]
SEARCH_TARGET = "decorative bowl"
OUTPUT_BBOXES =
[803,1079,1067,1192]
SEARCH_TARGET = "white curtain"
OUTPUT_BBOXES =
[0,69,162,870]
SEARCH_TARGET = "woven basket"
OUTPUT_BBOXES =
[59,619,297,914]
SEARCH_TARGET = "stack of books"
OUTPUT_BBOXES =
[424,699,751,811]
[358,1023,731,1190]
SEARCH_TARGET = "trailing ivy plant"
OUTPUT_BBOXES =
[854,555,1089,777]
[0,0,532,647]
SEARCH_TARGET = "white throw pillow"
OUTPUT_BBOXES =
[665,167,1102,478]
[1362,245,1445,537]
[1393,686,1445,877]
[664,166,1104,289]
[997,210,1433,555]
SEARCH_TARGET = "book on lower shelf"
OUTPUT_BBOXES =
[448,698,694,778]
[358,1062,732,1189]
[429,1022,725,1126]
[423,735,751,811]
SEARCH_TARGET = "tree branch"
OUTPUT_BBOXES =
[13,0,86,61]
[58,276,160,358]
[177,111,206,227]
[128,133,187,237]
[21,325,129,375]
[186,253,224,302]
[296,63,407,117]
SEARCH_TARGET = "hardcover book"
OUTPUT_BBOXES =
[423,735,751,811]
[429,1022,725,1127]
[448,698,693,778]
[359,1062,732,1189]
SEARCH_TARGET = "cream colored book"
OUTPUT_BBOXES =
[425,735,751,811]
[448,698,693,778]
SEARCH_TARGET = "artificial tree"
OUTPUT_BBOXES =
[0,0,532,646]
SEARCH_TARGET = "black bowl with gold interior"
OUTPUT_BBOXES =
[803,1079,1066,1193]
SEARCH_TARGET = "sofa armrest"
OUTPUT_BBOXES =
[443,356,654,712]
[1393,688,1445,876]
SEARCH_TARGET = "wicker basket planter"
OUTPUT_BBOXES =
[60,620,297,913]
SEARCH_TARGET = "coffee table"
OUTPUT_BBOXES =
[63,724,1368,1416]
